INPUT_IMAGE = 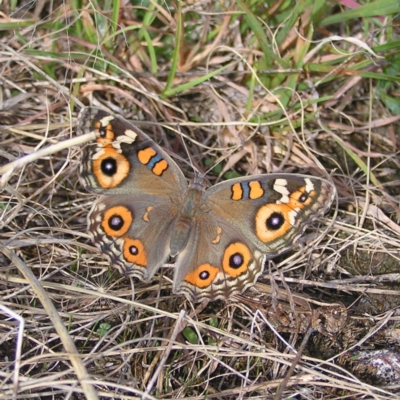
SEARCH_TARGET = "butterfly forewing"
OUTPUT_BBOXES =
[77,107,187,196]
[206,174,335,255]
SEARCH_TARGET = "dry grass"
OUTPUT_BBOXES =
[1,1,400,399]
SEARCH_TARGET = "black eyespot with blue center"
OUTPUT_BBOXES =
[129,245,138,255]
[109,215,124,231]
[199,270,210,280]
[229,253,244,269]
[299,192,309,203]
[101,157,117,176]
[266,212,285,230]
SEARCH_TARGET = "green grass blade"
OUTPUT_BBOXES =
[321,0,400,26]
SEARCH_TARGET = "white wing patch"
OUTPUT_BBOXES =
[305,178,315,193]
[99,115,114,126]
[124,129,138,142]
[273,178,290,204]
[113,129,138,151]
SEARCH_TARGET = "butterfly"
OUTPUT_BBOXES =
[77,107,335,301]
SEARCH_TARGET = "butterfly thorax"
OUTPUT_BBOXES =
[169,182,206,257]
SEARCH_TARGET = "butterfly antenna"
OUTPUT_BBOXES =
[203,123,262,178]
[176,124,204,180]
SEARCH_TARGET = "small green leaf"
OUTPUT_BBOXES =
[97,323,111,337]
[380,93,400,115]
[182,327,198,344]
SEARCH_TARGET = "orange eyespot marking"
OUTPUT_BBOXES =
[290,186,315,208]
[93,148,130,188]
[101,206,133,237]
[138,147,156,165]
[249,181,264,199]
[255,203,294,243]
[152,159,168,176]
[184,264,219,288]
[222,243,252,277]
[211,226,222,244]
[231,183,243,200]
[123,238,147,266]
[143,206,153,222]
[94,120,115,145]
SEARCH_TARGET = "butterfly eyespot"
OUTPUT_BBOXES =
[229,253,244,269]
[93,149,130,188]
[255,204,292,243]
[98,125,107,137]
[109,215,123,230]
[266,212,285,230]
[98,125,109,138]
[298,193,309,203]
[101,157,117,176]
[199,270,210,280]
[291,187,315,207]
[101,206,132,237]
[222,243,251,277]
[94,118,115,144]
[129,246,138,255]
[184,264,219,288]
[123,238,147,266]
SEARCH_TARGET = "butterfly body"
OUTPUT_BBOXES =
[77,107,335,301]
